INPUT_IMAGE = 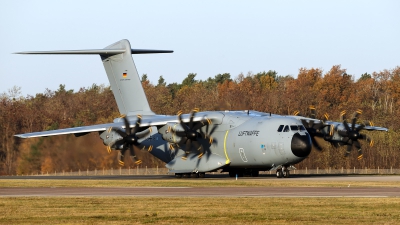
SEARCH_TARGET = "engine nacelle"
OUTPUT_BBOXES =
[158,122,186,144]
[99,129,123,149]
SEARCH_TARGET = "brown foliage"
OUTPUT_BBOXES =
[1,65,400,175]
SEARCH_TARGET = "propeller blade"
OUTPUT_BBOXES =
[129,145,135,158]
[177,112,189,132]
[122,116,131,135]
[342,120,351,133]
[175,131,187,137]
[192,140,202,152]
[351,117,357,131]
[128,145,142,165]
[189,111,195,129]
[111,128,128,138]
[353,109,362,119]
[344,144,352,157]
[340,110,347,122]
[118,149,126,166]
[185,139,192,154]
[356,124,365,132]
[309,106,316,119]
[360,134,374,147]
[323,113,329,121]
[308,120,315,129]
[136,127,152,139]
[310,136,323,151]
[133,115,142,134]
[182,139,192,160]
[106,145,112,154]
[192,121,205,131]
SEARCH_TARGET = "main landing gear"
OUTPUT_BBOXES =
[276,167,290,178]
[175,172,206,178]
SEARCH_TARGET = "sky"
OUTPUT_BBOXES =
[1,0,399,96]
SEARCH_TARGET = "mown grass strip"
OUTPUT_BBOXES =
[0,197,399,224]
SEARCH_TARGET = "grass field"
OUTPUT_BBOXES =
[1,197,400,224]
[1,178,399,224]
[0,178,399,188]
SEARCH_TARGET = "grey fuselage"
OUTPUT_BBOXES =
[138,111,312,171]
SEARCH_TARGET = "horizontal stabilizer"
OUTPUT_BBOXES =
[15,49,173,55]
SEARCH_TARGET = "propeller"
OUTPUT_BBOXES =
[106,115,152,166]
[338,110,373,160]
[172,109,215,160]
[301,106,328,151]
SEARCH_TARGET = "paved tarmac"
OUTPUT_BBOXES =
[0,186,399,197]
[0,175,399,197]
[1,174,400,181]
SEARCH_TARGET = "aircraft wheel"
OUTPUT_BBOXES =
[175,173,182,178]
[191,173,199,178]
[283,170,290,178]
[199,172,205,178]
[182,173,190,178]
[276,169,283,178]
[229,171,235,177]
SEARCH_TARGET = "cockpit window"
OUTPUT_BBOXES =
[283,125,290,132]
[299,125,306,131]
[290,125,298,131]
[277,125,284,132]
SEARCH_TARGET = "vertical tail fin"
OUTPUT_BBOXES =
[15,39,173,116]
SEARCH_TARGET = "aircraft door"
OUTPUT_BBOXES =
[239,148,248,162]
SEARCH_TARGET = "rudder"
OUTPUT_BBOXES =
[101,40,153,116]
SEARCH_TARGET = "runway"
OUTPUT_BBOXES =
[1,174,400,181]
[1,175,399,197]
[1,186,399,197]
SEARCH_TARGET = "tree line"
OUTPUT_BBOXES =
[1,65,399,175]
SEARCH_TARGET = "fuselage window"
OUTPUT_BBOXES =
[290,125,299,131]
[283,125,290,132]
[277,125,284,132]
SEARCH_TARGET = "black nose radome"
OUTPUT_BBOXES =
[291,132,312,158]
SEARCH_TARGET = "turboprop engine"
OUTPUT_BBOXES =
[158,122,186,144]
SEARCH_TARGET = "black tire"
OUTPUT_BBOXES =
[283,170,290,178]
[182,173,190,178]
[229,171,235,177]
[175,173,182,178]
[199,172,205,178]
[191,173,199,178]
[276,169,283,178]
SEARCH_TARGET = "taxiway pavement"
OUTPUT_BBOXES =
[0,175,399,197]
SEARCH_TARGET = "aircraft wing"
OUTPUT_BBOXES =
[15,122,122,138]
[15,112,224,138]
[323,121,389,132]
[362,126,388,131]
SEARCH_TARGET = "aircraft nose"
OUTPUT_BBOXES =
[291,132,312,157]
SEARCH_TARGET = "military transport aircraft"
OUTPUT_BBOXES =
[15,39,388,178]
